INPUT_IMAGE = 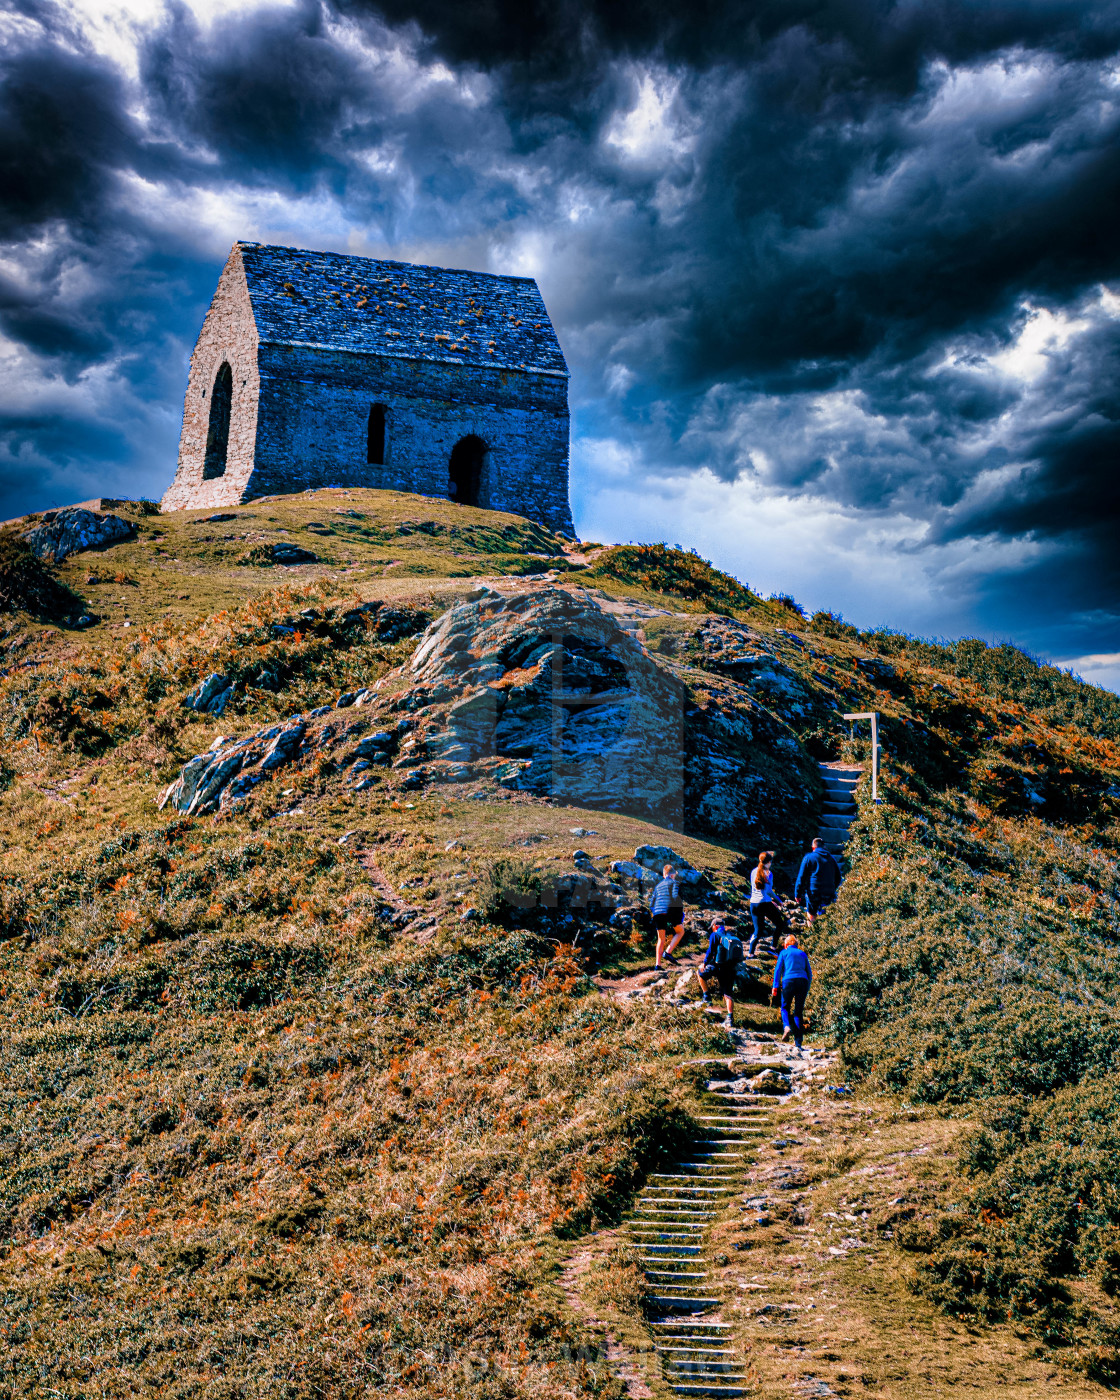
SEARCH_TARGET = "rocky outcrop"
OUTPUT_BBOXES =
[270,542,317,565]
[375,585,817,845]
[159,718,311,815]
[692,616,813,718]
[377,585,688,824]
[155,583,817,849]
[21,508,136,562]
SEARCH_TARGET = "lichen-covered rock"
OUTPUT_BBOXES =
[158,718,308,815]
[21,508,136,563]
[183,673,234,714]
[750,1068,793,1095]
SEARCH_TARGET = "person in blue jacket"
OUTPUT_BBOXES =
[794,838,843,923]
[771,934,812,1052]
[698,917,740,1030]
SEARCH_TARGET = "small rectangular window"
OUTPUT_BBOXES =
[367,404,387,465]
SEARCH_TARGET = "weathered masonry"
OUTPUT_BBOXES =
[161,242,574,535]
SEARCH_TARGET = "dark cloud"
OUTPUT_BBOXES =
[0,40,136,239]
[0,0,1118,669]
[346,0,1120,88]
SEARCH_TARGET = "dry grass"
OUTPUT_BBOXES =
[713,1090,1108,1399]
[3,488,1120,1396]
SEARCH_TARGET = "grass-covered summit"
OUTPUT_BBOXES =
[1,486,1119,1395]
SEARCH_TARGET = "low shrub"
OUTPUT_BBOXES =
[586,543,757,613]
[479,856,543,920]
[0,529,83,620]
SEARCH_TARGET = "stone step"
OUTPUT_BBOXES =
[629,1226,707,1237]
[700,1110,772,1117]
[642,1245,702,1255]
[644,1186,734,1195]
[695,1115,769,1123]
[651,1172,738,1181]
[648,1295,722,1311]
[646,1271,710,1282]
[647,1186,735,1196]
[658,1344,735,1354]
[695,1128,766,1137]
[650,1322,732,1331]
[661,1163,743,1172]
[668,1383,750,1397]
[638,1191,722,1202]
[635,1204,714,1215]
[668,1362,747,1376]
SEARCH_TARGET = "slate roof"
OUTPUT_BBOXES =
[238,243,567,377]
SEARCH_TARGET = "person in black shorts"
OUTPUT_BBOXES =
[697,917,742,1029]
[649,864,686,968]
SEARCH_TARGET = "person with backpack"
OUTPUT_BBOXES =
[771,934,812,1052]
[649,864,686,969]
[698,917,743,1030]
[748,851,789,956]
[794,838,843,923]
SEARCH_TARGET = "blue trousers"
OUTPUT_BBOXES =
[781,977,809,1048]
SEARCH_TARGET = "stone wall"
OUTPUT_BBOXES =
[162,248,574,536]
[249,344,573,535]
[161,247,261,513]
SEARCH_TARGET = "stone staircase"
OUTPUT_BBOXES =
[816,763,861,855]
[626,1090,776,1396]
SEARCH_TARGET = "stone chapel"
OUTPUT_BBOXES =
[160,242,574,535]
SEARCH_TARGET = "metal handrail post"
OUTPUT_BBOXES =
[840,710,881,803]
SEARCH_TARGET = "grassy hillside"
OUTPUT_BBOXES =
[2,488,1120,1394]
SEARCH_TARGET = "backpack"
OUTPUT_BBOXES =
[714,932,744,966]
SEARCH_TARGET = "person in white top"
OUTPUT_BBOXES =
[747,851,789,955]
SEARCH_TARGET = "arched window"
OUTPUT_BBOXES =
[448,434,486,507]
[202,362,233,480]
[367,404,387,465]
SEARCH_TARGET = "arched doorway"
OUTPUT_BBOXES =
[448,435,486,507]
[202,362,233,480]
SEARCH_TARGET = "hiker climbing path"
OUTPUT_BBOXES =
[622,1032,839,1397]
[816,764,861,855]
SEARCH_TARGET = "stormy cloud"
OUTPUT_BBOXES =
[1,0,1118,681]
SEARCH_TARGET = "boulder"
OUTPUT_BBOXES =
[383,586,688,822]
[183,673,233,714]
[271,542,317,565]
[633,844,708,888]
[355,732,396,756]
[22,508,136,563]
[751,1069,792,1095]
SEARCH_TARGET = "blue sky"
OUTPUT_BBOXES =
[2,0,1119,688]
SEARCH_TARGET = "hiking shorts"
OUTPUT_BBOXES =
[654,909,685,937]
[806,890,836,917]
[700,962,736,996]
